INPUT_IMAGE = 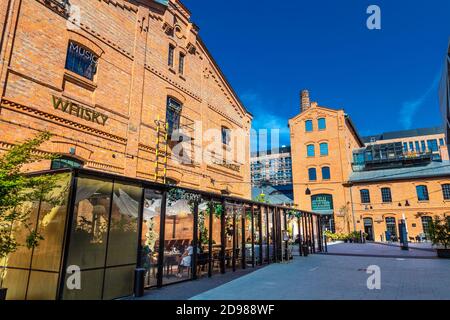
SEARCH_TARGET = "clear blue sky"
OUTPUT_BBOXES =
[183,0,450,148]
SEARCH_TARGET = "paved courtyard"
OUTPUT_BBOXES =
[134,243,450,300]
[189,243,450,300]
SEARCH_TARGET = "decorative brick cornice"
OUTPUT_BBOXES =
[99,0,138,13]
[207,103,243,128]
[145,64,202,102]
[86,159,124,173]
[38,0,70,18]
[36,0,135,59]
[1,98,128,144]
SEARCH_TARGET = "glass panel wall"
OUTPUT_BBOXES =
[63,175,141,300]
[224,204,234,271]
[234,205,243,269]
[1,173,70,300]
[211,202,222,274]
[253,206,262,265]
[267,208,275,262]
[261,207,269,263]
[244,205,253,267]
[197,199,211,277]
[141,189,163,288]
[162,188,194,284]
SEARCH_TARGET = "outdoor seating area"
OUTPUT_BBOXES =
[0,168,324,300]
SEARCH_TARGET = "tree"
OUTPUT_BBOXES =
[428,216,450,249]
[0,132,56,285]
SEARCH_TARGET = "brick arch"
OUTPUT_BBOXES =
[50,140,93,161]
[67,29,105,58]
[166,87,187,104]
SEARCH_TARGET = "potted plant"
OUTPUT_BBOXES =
[428,216,450,258]
[0,132,55,300]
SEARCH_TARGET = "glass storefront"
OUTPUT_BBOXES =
[1,173,71,300]
[2,168,322,300]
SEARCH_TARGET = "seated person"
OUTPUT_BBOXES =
[177,241,195,278]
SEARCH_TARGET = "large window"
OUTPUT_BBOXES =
[51,157,83,170]
[305,120,313,132]
[318,118,326,130]
[416,185,429,201]
[360,189,371,204]
[308,168,317,181]
[385,217,397,237]
[163,189,195,285]
[427,139,438,152]
[168,44,175,67]
[63,176,141,300]
[307,144,315,157]
[421,141,426,152]
[166,97,182,137]
[141,189,163,288]
[442,184,450,200]
[321,166,330,180]
[415,141,420,152]
[421,216,432,239]
[320,143,329,156]
[381,187,392,203]
[65,41,98,80]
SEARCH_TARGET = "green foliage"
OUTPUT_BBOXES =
[428,216,450,249]
[254,193,270,204]
[0,132,56,263]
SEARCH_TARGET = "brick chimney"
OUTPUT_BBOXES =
[301,89,311,112]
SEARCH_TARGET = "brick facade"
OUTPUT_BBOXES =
[0,0,252,198]
[289,93,450,239]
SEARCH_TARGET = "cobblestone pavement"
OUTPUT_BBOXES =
[190,244,450,300]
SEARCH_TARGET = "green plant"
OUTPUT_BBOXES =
[254,193,270,204]
[0,132,57,286]
[428,216,450,249]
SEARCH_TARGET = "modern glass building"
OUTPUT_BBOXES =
[440,40,450,158]
[0,168,323,300]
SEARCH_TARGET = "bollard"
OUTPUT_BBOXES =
[134,268,146,297]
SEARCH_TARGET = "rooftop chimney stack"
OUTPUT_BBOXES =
[301,89,311,112]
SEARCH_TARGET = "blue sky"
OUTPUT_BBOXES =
[183,0,450,148]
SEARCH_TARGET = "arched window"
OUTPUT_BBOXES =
[385,217,397,237]
[305,120,313,132]
[307,144,315,157]
[321,166,330,180]
[360,189,371,204]
[308,168,317,181]
[416,185,429,201]
[51,156,83,170]
[318,118,326,130]
[166,97,182,136]
[381,187,392,203]
[319,143,329,156]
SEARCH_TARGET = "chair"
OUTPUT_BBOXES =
[196,252,209,277]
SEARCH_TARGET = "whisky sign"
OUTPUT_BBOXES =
[52,95,108,126]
